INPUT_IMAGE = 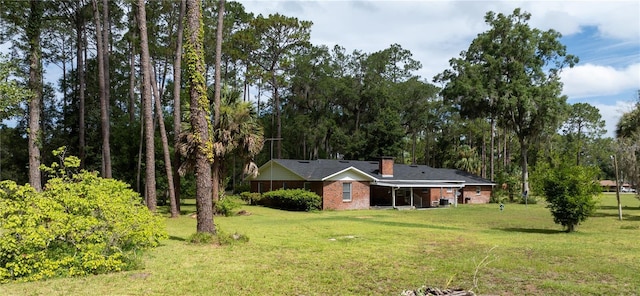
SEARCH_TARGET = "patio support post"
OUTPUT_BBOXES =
[410,188,414,208]
[392,188,396,208]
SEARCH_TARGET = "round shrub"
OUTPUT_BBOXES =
[239,191,262,205]
[215,195,242,216]
[0,171,167,283]
[260,189,321,211]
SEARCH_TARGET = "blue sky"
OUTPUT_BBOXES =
[240,0,640,138]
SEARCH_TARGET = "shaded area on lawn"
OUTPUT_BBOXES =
[309,215,462,231]
[497,227,565,234]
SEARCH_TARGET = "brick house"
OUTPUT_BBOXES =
[249,158,495,210]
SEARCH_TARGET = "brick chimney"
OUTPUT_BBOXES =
[379,157,394,177]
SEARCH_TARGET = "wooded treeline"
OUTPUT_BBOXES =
[0,1,638,218]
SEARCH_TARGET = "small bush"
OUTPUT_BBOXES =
[519,195,538,205]
[239,191,262,205]
[0,148,167,283]
[233,182,251,194]
[215,195,242,217]
[537,164,600,232]
[188,232,216,244]
[188,230,249,245]
[489,194,508,204]
[260,189,321,211]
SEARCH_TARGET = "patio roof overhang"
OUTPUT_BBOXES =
[372,180,465,188]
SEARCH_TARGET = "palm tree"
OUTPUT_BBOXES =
[455,145,481,175]
[215,87,264,185]
[178,87,264,204]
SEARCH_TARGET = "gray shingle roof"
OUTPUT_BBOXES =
[271,159,494,185]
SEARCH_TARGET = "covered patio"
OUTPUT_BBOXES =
[370,180,466,208]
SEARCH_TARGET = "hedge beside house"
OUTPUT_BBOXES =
[259,189,321,211]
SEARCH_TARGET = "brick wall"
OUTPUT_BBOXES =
[322,180,370,210]
[461,185,492,204]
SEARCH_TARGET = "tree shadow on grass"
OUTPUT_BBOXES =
[597,205,640,211]
[168,235,187,242]
[310,216,461,231]
[497,227,565,234]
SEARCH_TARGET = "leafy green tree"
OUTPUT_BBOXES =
[562,102,606,165]
[0,54,30,120]
[397,77,439,164]
[437,8,578,195]
[251,13,312,158]
[536,163,600,232]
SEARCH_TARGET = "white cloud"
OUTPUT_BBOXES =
[561,63,640,98]
[590,100,637,138]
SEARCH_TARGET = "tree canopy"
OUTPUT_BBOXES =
[437,8,579,194]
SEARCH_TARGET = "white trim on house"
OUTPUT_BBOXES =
[322,166,378,182]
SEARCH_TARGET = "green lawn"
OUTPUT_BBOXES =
[1,194,639,295]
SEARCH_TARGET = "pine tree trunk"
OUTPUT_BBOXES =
[76,7,86,168]
[172,0,186,214]
[92,0,111,178]
[128,7,137,124]
[137,0,157,211]
[150,65,178,217]
[27,0,43,192]
[520,138,529,196]
[212,0,225,207]
[186,0,215,234]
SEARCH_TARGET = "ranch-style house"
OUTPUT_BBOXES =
[250,158,495,210]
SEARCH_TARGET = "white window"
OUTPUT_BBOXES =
[476,186,481,195]
[257,183,262,193]
[342,183,352,202]
[446,187,453,193]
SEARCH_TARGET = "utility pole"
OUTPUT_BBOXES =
[264,138,282,191]
[611,155,622,221]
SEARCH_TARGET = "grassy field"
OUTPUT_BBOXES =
[1,193,639,295]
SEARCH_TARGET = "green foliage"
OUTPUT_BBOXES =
[536,164,600,232]
[239,191,262,205]
[518,195,538,205]
[260,189,321,211]
[0,151,167,283]
[233,182,251,194]
[188,229,249,246]
[0,54,30,120]
[492,170,521,203]
[215,195,242,217]
[188,232,216,244]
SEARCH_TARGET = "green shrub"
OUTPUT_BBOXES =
[260,189,321,211]
[519,195,539,205]
[239,191,262,205]
[536,164,600,232]
[215,195,242,217]
[0,148,167,283]
[233,182,251,194]
[188,232,216,244]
